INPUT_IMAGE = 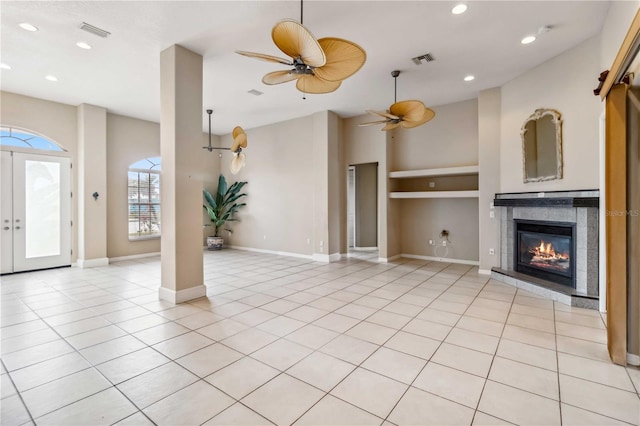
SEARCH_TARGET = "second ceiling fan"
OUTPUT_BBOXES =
[360,70,436,131]
[236,0,366,94]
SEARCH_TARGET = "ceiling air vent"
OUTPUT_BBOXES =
[247,89,264,96]
[80,22,111,38]
[411,53,435,65]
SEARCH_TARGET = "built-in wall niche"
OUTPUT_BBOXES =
[389,165,479,199]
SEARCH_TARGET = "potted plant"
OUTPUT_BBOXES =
[203,174,247,250]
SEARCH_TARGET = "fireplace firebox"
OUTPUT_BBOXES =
[514,220,576,288]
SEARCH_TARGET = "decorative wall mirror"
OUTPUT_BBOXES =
[521,108,563,183]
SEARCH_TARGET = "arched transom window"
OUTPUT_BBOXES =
[0,127,65,151]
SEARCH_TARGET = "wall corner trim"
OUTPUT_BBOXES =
[378,255,401,263]
[77,257,109,268]
[159,285,206,304]
[627,353,640,366]
[478,269,492,275]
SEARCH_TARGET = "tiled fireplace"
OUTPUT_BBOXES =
[492,190,599,309]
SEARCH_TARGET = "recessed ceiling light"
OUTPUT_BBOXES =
[0,63,11,70]
[464,75,475,82]
[451,4,468,15]
[521,35,537,45]
[76,42,91,50]
[45,75,58,82]
[19,22,38,32]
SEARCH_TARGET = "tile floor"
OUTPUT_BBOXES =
[1,249,639,425]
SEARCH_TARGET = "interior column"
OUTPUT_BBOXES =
[159,45,205,303]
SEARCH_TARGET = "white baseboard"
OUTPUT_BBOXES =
[312,252,340,262]
[228,245,313,260]
[478,269,492,275]
[77,257,109,268]
[159,285,206,304]
[627,353,640,366]
[378,255,401,263]
[399,254,480,266]
[353,246,378,251]
[109,252,161,263]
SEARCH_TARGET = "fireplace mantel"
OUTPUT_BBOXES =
[494,190,599,208]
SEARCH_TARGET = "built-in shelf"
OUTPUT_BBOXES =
[389,165,479,179]
[389,190,479,199]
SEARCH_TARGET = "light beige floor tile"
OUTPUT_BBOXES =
[560,403,629,425]
[21,368,111,418]
[456,315,505,337]
[514,294,554,309]
[554,303,601,317]
[197,318,249,341]
[1,329,60,355]
[383,330,440,360]
[402,318,452,341]
[627,367,640,395]
[429,299,469,314]
[345,321,396,345]
[0,394,31,426]
[295,394,383,425]
[96,347,170,384]
[8,352,90,392]
[352,295,390,309]
[478,380,560,426]
[496,339,557,371]
[174,310,223,329]
[34,387,137,425]
[558,352,635,392]
[318,335,377,368]
[144,380,234,425]
[416,308,461,326]
[555,321,608,344]
[1,373,17,399]
[132,322,190,345]
[204,402,273,425]
[156,304,204,320]
[472,298,512,311]
[221,328,279,354]
[477,290,515,303]
[472,411,514,425]
[152,331,214,359]
[117,362,199,408]
[251,339,313,371]
[284,306,327,322]
[313,313,360,333]
[489,357,559,400]
[465,306,509,323]
[510,303,554,320]
[285,324,339,349]
[113,412,155,426]
[502,324,556,350]
[242,374,324,426]
[205,356,279,399]
[103,306,152,323]
[555,311,606,329]
[80,335,147,365]
[431,342,493,377]
[334,303,377,320]
[116,314,169,334]
[65,325,127,350]
[439,291,475,305]
[239,293,277,307]
[382,301,424,317]
[1,319,49,339]
[413,362,485,408]
[396,293,434,307]
[287,351,355,392]
[261,299,302,314]
[177,343,244,377]
[2,339,74,371]
[285,292,322,305]
[388,386,475,426]
[507,312,555,333]
[556,334,610,362]
[231,308,278,327]
[256,316,306,337]
[366,310,412,329]
[361,346,425,384]
[331,367,407,418]
[51,316,111,338]
[559,374,640,424]
[445,328,499,354]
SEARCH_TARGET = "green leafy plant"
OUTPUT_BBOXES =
[203,174,247,237]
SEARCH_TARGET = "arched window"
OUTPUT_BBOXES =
[0,127,65,151]
[128,157,161,240]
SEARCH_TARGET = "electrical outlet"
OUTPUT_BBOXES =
[429,239,434,246]
[489,248,495,255]
[429,182,435,188]
[443,241,447,246]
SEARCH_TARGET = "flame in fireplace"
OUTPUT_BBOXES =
[529,240,569,261]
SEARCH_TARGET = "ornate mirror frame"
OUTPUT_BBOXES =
[521,108,563,183]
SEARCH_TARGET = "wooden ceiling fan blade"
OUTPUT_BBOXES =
[382,122,401,131]
[235,51,292,65]
[231,133,247,151]
[272,19,325,67]
[296,75,341,94]
[230,153,246,175]
[313,37,366,82]
[232,126,246,140]
[401,108,436,128]
[366,109,399,120]
[232,126,248,148]
[390,100,428,122]
[262,70,300,85]
[358,120,388,127]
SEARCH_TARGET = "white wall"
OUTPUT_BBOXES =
[500,36,602,193]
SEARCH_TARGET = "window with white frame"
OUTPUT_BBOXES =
[128,157,161,240]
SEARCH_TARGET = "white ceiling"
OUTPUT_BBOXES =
[1,1,609,135]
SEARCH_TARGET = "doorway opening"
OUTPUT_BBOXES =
[347,163,378,256]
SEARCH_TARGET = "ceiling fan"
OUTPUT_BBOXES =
[236,0,366,94]
[203,109,247,175]
[360,70,436,131]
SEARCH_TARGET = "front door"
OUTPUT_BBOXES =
[1,151,71,273]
